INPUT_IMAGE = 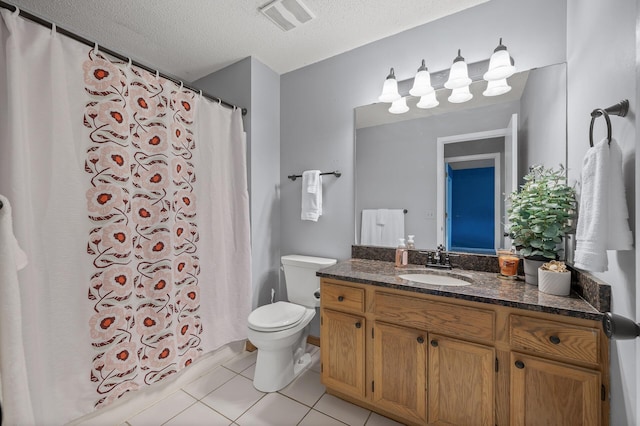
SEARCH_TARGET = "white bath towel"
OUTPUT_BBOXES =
[379,209,405,247]
[0,195,35,425]
[361,209,405,246]
[360,209,381,245]
[12,234,28,270]
[605,139,633,250]
[376,209,388,225]
[301,170,322,221]
[574,138,633,272]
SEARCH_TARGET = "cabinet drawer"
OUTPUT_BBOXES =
[321,282,365,313]
[374,292,494,342]
[509,315,599,365]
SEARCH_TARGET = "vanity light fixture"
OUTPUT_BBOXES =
[388,97,409,114]
[378,68,401,103]
[483,78,512,97]
[483,38,516,81]
[409,60,435,97]
[444,49,472,90]
[416,92,439,109]
[448,85,473,103]
[378,39,516,113]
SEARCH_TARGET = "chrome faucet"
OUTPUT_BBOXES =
[434,244,444,262]
[421,244,453,270]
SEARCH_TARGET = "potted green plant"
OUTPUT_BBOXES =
[507,165,577,285]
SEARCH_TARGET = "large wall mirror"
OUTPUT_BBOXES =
[354,62,567,253]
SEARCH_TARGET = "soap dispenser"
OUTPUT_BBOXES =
[406,235,415,249]
[395,238,408,267]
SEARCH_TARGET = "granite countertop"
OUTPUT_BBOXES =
[317,259,603,321]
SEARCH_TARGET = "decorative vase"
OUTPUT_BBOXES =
[538,268,572,296]
[523,258,545,285]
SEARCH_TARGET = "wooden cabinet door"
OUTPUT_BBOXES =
[428,334,495,426]
[320,308,366,398]
[510,352,601,426]
[372,321,427,424]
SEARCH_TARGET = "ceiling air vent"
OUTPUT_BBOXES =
[259,0,315,31]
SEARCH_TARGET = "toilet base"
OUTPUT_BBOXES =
[248,306,315,392]
[252,346,312,392]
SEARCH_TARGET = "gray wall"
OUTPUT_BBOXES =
[519,63,568,173]
[280,0,567,263]
[567,1,637,424]
[194,57,282,309]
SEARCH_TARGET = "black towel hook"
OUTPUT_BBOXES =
[589,99,629,147]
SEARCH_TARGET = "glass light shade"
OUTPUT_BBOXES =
[483,40,516,81]
[409,60,434,97]
[448,86,473,103]
[444,50,471,89]
[378,68,401,103]
[388,97,409,114]
[483,78,512,97]
[416,92,439,109]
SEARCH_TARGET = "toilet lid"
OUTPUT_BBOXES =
[248,301,307,331]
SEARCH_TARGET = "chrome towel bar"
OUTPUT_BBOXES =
[288,170,341,181]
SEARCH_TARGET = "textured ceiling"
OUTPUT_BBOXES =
[6,0,489,81]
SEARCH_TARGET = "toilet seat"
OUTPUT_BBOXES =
[248,301,307,332]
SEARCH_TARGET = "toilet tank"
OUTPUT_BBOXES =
[282,255,337,308]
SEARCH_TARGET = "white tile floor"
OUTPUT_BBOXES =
[122,345,405,426]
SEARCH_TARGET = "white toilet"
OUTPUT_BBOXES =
[247,254,337,392]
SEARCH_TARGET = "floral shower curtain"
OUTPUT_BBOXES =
[0,9,251,425]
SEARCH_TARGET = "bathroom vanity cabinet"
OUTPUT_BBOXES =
[319,277,609,426]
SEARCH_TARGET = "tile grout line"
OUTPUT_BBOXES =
[226,387,268,423]
[295,407,350,426]
[158,393,199,426]
[194,371,265,423]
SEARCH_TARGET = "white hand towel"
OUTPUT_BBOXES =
[301,170,322,221]
[305,169,320,193]
[574,138,611,272]
[605,139,633,250]
[0,195,35,425]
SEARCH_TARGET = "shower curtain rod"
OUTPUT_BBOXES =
[0,1,248,116]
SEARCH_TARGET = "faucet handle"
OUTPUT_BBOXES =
[437,244,445,252]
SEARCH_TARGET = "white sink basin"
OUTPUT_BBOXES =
[398,273,471,287]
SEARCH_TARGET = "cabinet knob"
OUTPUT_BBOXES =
[338,296,344,302]
[430,339,438,347]
[355,322,362,328]
[549,335,561,345]
[417,336,425,344]
[515,360,525,369]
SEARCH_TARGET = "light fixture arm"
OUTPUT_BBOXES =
[494,37,507,52]
[386,68,396,80]
[453,49,464,63]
